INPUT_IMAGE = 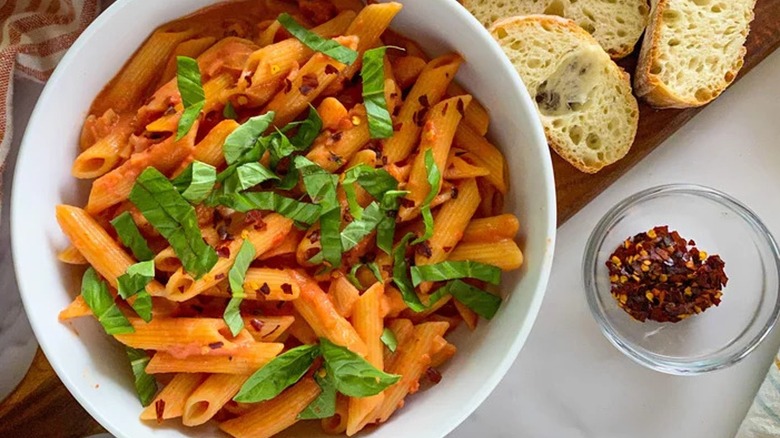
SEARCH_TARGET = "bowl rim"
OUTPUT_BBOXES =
[583,183,780,375]
[10,0,557,436]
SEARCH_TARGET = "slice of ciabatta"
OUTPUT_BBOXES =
[635,0,756,108]
[463,0,650,59]
[490,15,639,173]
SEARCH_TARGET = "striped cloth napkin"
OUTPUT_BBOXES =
[738,357,780,437]
[0,0,99,202]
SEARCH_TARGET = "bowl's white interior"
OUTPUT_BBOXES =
[11,1,556,437]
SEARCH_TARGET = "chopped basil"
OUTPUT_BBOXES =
[319,338,400,397]
[361,47,393,139]
[340,201,383,251]
[342,164,398,220]
[287,105,323,150]
[216,192,321,226]
[116,260,155,322]
[380,328,398,352]
[346,262,383,290]
[410,261,502,287]
[412,149,441,244]
[129,168,218,279]
[232,162,279,192]
[234,344,320,403]
[298,372,337,420]
[391,233,425,312]
[277,13,358,65]
[80,267,134,335]
[223,101,238,120]
[171,161,217,204]
[223,112,276,165]
[175,56,206,140]
[110,212,154,262]
[296,156,342,268]
[224,240,256,336]
[126,347,158,407]
[376,190,408,254]
[445,280,502,320]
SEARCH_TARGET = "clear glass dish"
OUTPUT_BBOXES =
[584,184,780,375]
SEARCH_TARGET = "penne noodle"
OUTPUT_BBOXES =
[57,245,87,265]
[322,394,350,434]
[72,120,134,179]
[192,119,240,167]
[447,82,490,136]
[329,275,360,319]
[461,214,520,243]
[158,36,218,87]
[448,239,524,271]
[430,339,457,368]
[183,374,249,426]
[140,373,207,422]
[146,343,284,374]
[113,318,252,356]
[383,54,463,164]
[242,316,296,342]
[199,268,301,301]
[454,300,479,331]
[259,227,305,260]
[390,55,427,90]
[453,125,507,194]
[219,377,320,438]
[306,104,370,172]
[291,270,368,357]
[444,150,490,180]
[58,295,92,321]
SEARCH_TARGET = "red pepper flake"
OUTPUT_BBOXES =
[325,64,339,75]
[416,241,432,258]
[155,399,166,424]
[393,122,403,132]
[443,246,453,252]
[328,151,343,163]
[331,132,343,142]
[450,187,459,199]
[299,74,319,96]
[209,342,224,350]
[418,95,430,108]
[250,318,264,332]
[215,273,225,280]
[216,246,231,258]
[343,211,354,223]
[281,283,294,295]
[425,367,442,384]
[217,224,233,242]
[259,282,271,295]
[245,211,267,230]
[606,225,728,323]
[413,108,428,127]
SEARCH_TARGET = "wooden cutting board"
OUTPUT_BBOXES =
[2,1,779,436]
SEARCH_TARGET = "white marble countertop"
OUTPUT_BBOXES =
[3,37,780,438]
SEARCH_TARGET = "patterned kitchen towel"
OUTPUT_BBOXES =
[0,0,100,197]
[737,357,780,437]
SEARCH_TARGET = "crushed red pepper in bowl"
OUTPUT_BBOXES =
[606,225,728,323]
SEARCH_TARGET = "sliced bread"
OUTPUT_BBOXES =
[463,0,650,59]
[490,15,639,173]
[635,0,756,108]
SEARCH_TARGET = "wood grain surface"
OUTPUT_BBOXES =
[1,1,779,437]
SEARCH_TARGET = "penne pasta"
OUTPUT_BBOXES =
[183,374,249,426]
[140,373,207,422]
[461,214,520,243]
[57,245,87,265]
[113,318,252,355]
[146,343,283,374]
[448,239,524,271]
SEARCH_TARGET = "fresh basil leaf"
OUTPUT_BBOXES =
[111,212,154,261]
[278,13,358,65]
[80,267,134,335]
[234,344,320,403]
[346,264,364,290]
[216,192,321,225]
[380,328,397,352]
[126,347,157,407]
[361,47,393,139]
[223,112,276,165]
[340,202,383,251]
[275,165,300,191]
[117,260,155,322]
[224,239,256,336]
[376,190,407,255]
[341,165,398,221]
[296,156,341,268]
[392,233,425,312]
[320,338,400,397]
[342,170,365,221]
[298,372,337,420]
[426,284,451,308]
[234,162,279,191]
[129,167,218,278]
[267,129,298,168]
[412,149,441,244]
[223,101,238,120]
[288,105,322,150]
[171,161,217,204]
[175,56,205,140]
[410,261,501,287]
[446,280,502,320]
[366,262,384,284]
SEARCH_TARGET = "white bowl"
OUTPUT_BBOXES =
[11,1,556,437]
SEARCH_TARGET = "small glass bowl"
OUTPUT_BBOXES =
[584,184,780,375]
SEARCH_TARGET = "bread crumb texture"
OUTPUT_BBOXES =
[491,16,638,173]
[464,0,649,58]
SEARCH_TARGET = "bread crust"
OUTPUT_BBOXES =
[490,15,639,173]
[635,0,755,108]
